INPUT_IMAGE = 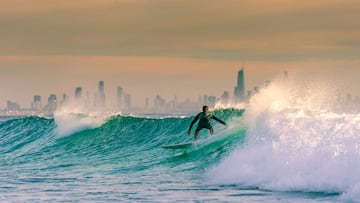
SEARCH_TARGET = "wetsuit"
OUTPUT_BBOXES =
[188,112,226,133]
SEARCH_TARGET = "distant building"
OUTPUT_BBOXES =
[32,95,42,110]
[60,94,69,107]
[203,94,216,107]
[247,90,252,99]
[221,91,230,104]
[234,68,245,102]
[117,86,123,110]
[96,80,106,108]
[254,86,259,94]
[7,100,20,111]
[177,98,199,113]
[154,95,166,111]
[45,94,57,114]
[124,93,131,109]
[145,97,149,111]
[75,87,82,101]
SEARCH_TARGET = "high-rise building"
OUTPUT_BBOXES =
[145,97,149,111]
[47,94,57,113]
[96,80,105,108]
[117,86,123,109]
[124,93,131,110]
[203,94,216,107]
[99,80,104,93]
[221,91,230,104]
[33,95,41,110]
[154,95,165,111]
[60,94,69,107]
[75,87,82,101]
[254,86,259,94]
[234,68,245,102]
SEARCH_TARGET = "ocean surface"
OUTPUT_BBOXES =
[1,82,360,202]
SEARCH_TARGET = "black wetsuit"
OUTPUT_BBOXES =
[188,112,226,132]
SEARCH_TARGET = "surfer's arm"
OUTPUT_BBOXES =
[212,116,227,126]
[187,113,200,134]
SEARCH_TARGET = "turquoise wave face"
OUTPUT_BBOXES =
[0,108,248,202]
[0,108,246,173]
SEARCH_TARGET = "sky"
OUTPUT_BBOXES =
[0,0,359,108]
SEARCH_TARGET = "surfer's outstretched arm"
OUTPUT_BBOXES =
[187,113,200,135]
[212,116,227,126]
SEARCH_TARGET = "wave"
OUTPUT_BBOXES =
[206,76,360,201]
[0,108,245,172]
[4,74,359,201]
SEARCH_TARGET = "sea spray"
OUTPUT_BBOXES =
[53,103,118,137]
[206,76,360,200]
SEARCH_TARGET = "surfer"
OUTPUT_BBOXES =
[187,105,227,141]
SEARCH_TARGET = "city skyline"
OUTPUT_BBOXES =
[0,68,250,113]
[2,67,359,116]
[1,57,360,110]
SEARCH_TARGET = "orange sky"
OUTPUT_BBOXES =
[0,0,359,108]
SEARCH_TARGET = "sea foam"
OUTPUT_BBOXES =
[206,76,360,201]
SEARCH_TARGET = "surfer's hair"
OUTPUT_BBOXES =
[202,105,208,112]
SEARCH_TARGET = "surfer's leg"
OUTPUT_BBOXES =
[194,130,199,141]
[194,126,203,141]
[210,128,214,135]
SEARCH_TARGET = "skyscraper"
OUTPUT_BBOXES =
[75,87,82,101]
[47,94,57,113]
[124,93,131,110]
[99,80,104,93]
[234,68,245,102]
[60,94,69,107]
[154,95,165,111]
[33,95,41,110]
[96,80,105,108]
[221,91,230,104]
[145,97,149,111]
[117,86,123,110]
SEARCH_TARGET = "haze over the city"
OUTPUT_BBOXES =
[1,0,359,108]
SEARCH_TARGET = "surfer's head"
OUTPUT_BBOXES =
[202,105,209,112]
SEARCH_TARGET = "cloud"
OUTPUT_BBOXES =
[0,0,359,61]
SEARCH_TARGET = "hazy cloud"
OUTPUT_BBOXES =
[0,0,359,61]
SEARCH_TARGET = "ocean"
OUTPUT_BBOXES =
[1,81,360,202]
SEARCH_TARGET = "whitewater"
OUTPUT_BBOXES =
[1,77,359,202]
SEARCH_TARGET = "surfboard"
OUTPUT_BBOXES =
[161,142,192,149]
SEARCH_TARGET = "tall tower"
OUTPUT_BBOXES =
[97,80,105,108]
[75,87,82,101]
[117,86,123,110]
[234,68,245,102]
[98,80,104,93]
[33,95,42,110]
